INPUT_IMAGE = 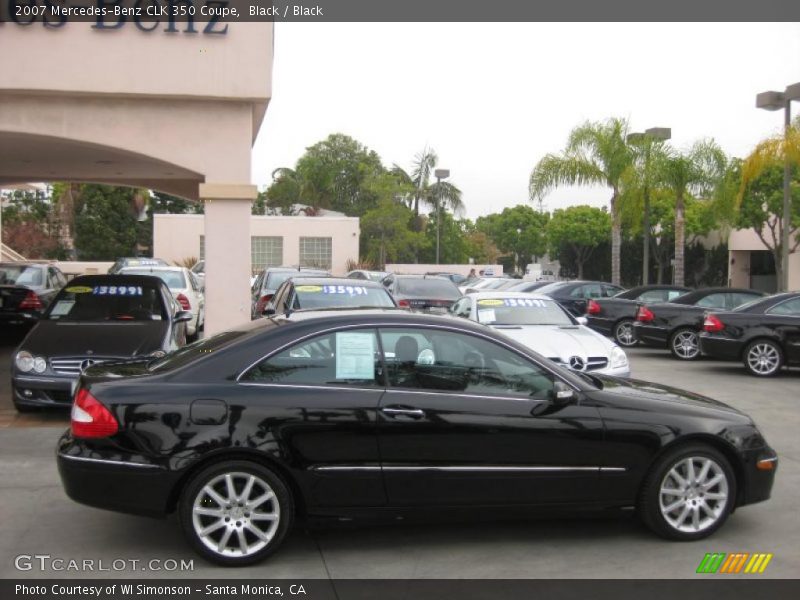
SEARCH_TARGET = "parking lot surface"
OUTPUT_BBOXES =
[0,336,797,578]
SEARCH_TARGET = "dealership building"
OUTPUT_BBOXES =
[0,19,277,333]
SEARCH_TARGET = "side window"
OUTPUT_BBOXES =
[582,284,603,298]
[379,327,555,400]
[696,293,727,309]
[603,285,623,297]
[569,285,585,298]
[638,289,667,303]
[666,289,685,301]
[767,298,800,316]
[251,272,264,294]
[729,292,761,309]
[240,329,382,387]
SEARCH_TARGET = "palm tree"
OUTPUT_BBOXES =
[392,147,464,217]
[529,118,632,285]
[654,140,726,286]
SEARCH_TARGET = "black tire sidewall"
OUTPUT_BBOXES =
[670,328,700,360]
[178,460,294,566]
[639,444,736,541]
[743,339,783,377]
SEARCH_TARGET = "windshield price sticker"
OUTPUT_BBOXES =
[64,286,94,294]
[321,285,368,296]
[92,286,143,296]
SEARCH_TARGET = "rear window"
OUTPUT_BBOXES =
[47,282,166,322]
[396,278,460,299]
[294,284,395,309]
[123,269,186,289]
[148,328,258,372]
[0,265,43,286]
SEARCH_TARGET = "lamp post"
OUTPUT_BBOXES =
[756,82,800,292]
[627,127,671,286]
[434,168,449,264]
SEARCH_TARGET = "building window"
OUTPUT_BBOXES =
[299,237,332,270]
[199,235,205,260]
[251,236,283,274]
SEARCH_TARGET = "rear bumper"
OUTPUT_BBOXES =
[586,317,613,336]
[632,323,668,347]
[57,432,178,517]
[699,334,741,360]
[0,311,40,325]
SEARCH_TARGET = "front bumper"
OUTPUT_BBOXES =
[12,373,76,408]
[739,446,778,507]
[632,322,668,347]
[593,364,631,378]
[57,431,178,518]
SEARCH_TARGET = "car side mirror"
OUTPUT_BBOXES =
[575,316,588,325]
[551,381,575,405]
[175,310,193,323]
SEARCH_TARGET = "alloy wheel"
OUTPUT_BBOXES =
[191,471,280,558]
[614,321,637,347]
[746,342,781,376]
[672,330,699,360]
[658,456,729,534]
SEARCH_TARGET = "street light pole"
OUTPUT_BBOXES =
[434,168,449,265]
[627,127,671,286]
[756,82,800,292]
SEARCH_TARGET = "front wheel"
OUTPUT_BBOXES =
[614,319,638,347]
[743,339,783,377]
[670,328,700,360]
[179,461,294,566]
[639,444,735,540]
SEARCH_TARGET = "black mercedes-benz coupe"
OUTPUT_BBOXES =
[57,309,777,566]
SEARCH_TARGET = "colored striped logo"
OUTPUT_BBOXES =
[696,552,773,574]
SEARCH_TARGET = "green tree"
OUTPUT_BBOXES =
[360,200,425,267]
[547,205,611,279]
[73,185,140,260]
[653,139,726,286]
[419,211,472,264]
[392,147,463,220]
[150,191,203,215]
[1,188,68,259]
[529,117,632,285]
[476,205,548,273]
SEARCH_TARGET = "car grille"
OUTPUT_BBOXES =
[50,357,108,376]
[549,357,609,372]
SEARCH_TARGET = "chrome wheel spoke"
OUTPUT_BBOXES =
[203,485,227,508]
[250,491,275,509]
[240,475,256,502]
[685,459,696,483]
[199,519,226,537]
[217,527,233,553]
[702,474,724,490]
[194,507,224,518]
[704,491,726,500]
[661,486,682,496]
[692,507,701,530]
[236,528,249,554]
[224,474,236,501]
[250,510,278,521]
[663,498,685,513]
[245,523,270,541]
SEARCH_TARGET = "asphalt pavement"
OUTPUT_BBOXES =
[0,334,798,579]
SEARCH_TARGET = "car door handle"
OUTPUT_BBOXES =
[381,407,425,419]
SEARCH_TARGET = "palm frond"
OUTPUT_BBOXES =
[529,154,605,200]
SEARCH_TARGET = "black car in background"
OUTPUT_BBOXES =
[503,280,554,294]
[586,284,691,347]
[426,271,469,286]
[250,267,329,318]
[700,292,800,377]
[56,309,776,565]
[0,262,67,327]
[108,257,168,274]
[536,280,626,317]
[265,277,396,315]
[385,275,461,312]
[633,287,766,360]
[11,274,192,412]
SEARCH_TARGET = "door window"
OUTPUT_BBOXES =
[696,293,727,309]
[379,327,555,400]
[240,329,382,387]
[767,297,800,316]
[602,285,624,297]
[728,292,762,309]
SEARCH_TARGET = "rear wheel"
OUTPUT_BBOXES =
[670,328,700,360]
[613,319,637,347]
[639,444,735,540]
[179,460,294,566]
[743,339,783,377]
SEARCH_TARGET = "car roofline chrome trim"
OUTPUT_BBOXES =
[58,453,162,470]
[238,382,381,393]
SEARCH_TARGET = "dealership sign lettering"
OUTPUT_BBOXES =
[4,0,233,34]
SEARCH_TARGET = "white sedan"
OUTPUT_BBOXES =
[451,291,630,377]
[119,266,205,341]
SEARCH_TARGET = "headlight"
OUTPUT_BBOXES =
[15,351,34,372]
[610,345,629,369]
[33,357,47,373]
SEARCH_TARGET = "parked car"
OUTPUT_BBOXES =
[385,275,461,312]
[108,257,168,274]
[0,262,67,327]
[536,280,626,317]
[191,260,205,287]
[699,292,800,377]
[503,280,555,294]
[12,274,192,412]
[451,292,630,377]
[462,278,517,294]
[250,267,329,319]
[633,288,766,360]
[57,309,777,565]
[119,265,205,341]
[426,271,469,286]
[585,285,691,347]
[346,269,389,282]
[265,277,396,315]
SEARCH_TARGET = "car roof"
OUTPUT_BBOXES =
[467,291,551,300]
[287,276,384,288]
[393,274,451,280]
[267,307,484,330]
[119,266,186,272]
[64,274,169,286]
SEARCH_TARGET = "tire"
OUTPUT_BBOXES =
[613,319,638,347]
[638,443,736,541]
[743,339,783,377]
[178,460,294,566]
[669,328,701,360]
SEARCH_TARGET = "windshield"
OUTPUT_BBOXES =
[294,284,395,309]
[475,297,573,326]
[47,282,167,322]
[397,278,460,299]
[0,265,43,286]
[265,270,327,290]
[122,269,186,289]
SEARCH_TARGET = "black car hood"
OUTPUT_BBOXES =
[22,320,168,358]
[590,374,745,416]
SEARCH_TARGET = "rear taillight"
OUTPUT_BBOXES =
[636,306,655,323]
[704,314,724,333]
[176,293,191,311]
[398,299,410,308]
[256,294,273,313]
[71,389,118,439]
[19,291,43,310]
[586,299,601,315]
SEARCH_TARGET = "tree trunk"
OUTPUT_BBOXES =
[674,191,685,286]
[610,191,621,285]
[577,258,584,279]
